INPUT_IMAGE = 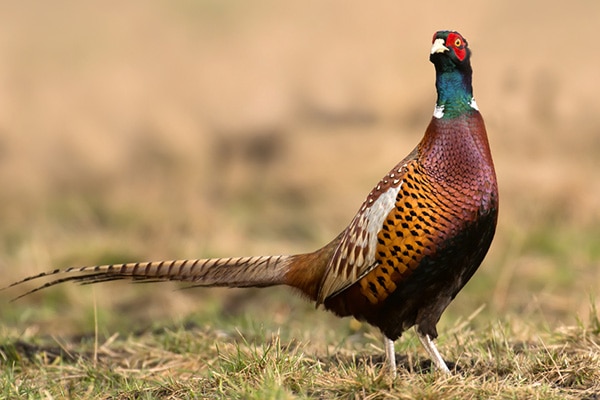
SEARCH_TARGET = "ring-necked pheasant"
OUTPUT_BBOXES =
[5,31,498,376]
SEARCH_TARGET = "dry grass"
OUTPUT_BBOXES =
[1,0,599,398]
[2,309,600,398]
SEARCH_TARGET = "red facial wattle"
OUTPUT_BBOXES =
[446,32,467,61]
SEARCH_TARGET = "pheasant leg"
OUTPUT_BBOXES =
[384,336,397,378]
[415,328,450,374]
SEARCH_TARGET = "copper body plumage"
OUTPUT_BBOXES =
[5,31,498,376]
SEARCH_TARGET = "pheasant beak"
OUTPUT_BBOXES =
[430,38,449,54]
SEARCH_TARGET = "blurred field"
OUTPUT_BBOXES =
[0,0,599,397]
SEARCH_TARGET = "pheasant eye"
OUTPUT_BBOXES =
[454,38,462,47]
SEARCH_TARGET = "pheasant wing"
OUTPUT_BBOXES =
[316,160,410,304]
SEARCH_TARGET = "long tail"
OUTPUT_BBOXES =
[5,255,293,301]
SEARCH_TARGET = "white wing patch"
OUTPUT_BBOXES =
[361,184,402,259]
[317,183,402,303]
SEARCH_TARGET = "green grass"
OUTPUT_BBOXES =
[2,306,600,399]
[1,172,599,398]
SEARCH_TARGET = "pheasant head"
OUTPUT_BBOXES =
[430,30,476,119]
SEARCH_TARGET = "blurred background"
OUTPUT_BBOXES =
[0,1,599,337]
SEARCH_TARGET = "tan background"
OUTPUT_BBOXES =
[1,1,599,332]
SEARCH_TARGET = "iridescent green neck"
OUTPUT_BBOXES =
[434,69,476,119]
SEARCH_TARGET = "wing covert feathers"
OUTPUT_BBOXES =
[316,160,410,304]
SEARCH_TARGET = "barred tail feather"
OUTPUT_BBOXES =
[5,255,293,301]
